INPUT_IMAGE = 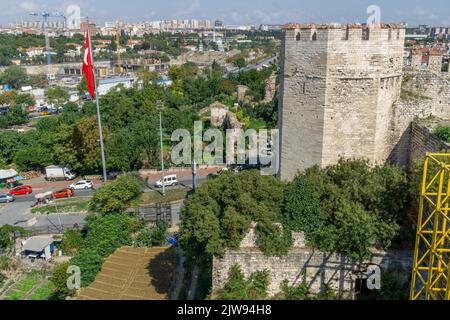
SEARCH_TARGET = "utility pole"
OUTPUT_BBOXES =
[158,100,166,196]
[192,160,197,192]
[29,12,65,69]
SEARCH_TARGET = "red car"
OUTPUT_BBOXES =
[53,188,75,199]
[9,185,33,196]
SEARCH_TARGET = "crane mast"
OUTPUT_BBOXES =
[29,11,65,68]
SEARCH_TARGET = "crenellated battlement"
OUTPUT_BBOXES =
[279,21,407,181]
[283,22,406,42]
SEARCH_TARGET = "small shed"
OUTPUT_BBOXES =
[0,169,22,188]
[22,236,55,261]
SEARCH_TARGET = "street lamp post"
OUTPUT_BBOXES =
[192,160,197,192]
[157,100,166,196]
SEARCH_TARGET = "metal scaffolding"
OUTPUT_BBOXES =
[410,153,450,300]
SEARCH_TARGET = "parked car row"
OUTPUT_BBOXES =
[1,179,95,205]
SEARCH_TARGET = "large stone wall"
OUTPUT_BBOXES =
[212,225,412,298]
[409,122,450,167]
[278,24,406,181]
[388,71,450,166]
[278,22,450,179]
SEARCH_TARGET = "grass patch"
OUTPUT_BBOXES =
[133,188,189,206]
[4,272,42,300]
[249,118,268,130]
[27,282,56,300]
[400,88,432,100]
[31,198,90,215]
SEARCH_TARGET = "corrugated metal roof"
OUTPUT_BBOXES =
[22,236,54,252]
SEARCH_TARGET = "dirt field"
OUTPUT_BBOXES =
[77,246,176,300]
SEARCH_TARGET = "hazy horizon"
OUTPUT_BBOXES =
[1,0,449,27]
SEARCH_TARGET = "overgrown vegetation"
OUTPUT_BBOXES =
[31,198,90,215]
[134,221,168,247]
[0,59,276,174]
[283,160,412,260]
[67,214,137,287]
[180,170,287,261]
[360,267,409,300]
[216,265,270,300]
[435,124,450,142]
[181,160,412,265]
[0,225,29,253]
[89,175,142,215]
[52,213,171,298]
[216,265,339,300]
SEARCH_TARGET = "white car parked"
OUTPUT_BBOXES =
[155,175,179,188]
[69,180,94,190]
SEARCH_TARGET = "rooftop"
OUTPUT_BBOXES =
[22,236,53,252]
[283,22,406,30]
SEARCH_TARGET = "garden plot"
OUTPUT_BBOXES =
[1,271,55,300]
[77,246,175,300]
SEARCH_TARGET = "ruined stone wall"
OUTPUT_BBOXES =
[278,24,405,181]
[428,54,444,74]
[212,226,412,298]
[409,122,450,167]
[385,71,450,167]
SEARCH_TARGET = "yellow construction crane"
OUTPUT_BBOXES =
[115,21,122,75]
[410,153,450,300]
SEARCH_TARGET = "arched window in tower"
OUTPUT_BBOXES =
[296,32,301,41]
[342,27,350,40]
[312,32,317,41]
[362,28,370,40]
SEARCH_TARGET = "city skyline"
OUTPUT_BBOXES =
[1,0,450,27]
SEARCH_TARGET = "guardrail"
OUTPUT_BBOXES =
[26,223,86,236]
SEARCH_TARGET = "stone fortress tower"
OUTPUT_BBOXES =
[278,23,406,181]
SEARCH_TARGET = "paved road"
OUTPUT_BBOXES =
[227,55,278,76]
[0,175,209,231]
[0,189,93,229]
[145,175,208,190]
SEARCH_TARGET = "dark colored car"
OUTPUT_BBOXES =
[9,185,33,196]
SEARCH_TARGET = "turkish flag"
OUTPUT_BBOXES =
[82,31,96,99]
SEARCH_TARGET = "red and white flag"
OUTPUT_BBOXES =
[82,31,96,99]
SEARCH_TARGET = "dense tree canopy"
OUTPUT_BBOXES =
[283,160,412,260]
[180,170,287,260]
[0,66,29,89]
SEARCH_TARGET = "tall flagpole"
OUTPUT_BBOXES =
[87,28,108,182]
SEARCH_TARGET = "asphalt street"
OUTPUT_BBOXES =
[0,174,209,231]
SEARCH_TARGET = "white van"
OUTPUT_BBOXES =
[155,175,179,188]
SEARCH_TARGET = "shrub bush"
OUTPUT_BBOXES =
[89,175,142,215]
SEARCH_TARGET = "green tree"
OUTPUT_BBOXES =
[89,175,142,215]
[135,221,168,247]
[70,214,136,286]
[14,145,53,171]
[180,170,286,260]
[217,265,270,300]
[0,105,29,128]
[61,229,85,256]
[285,160,412,261]
[45,86,70,107]
[51,262,73,298]
[0,65,29,89]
